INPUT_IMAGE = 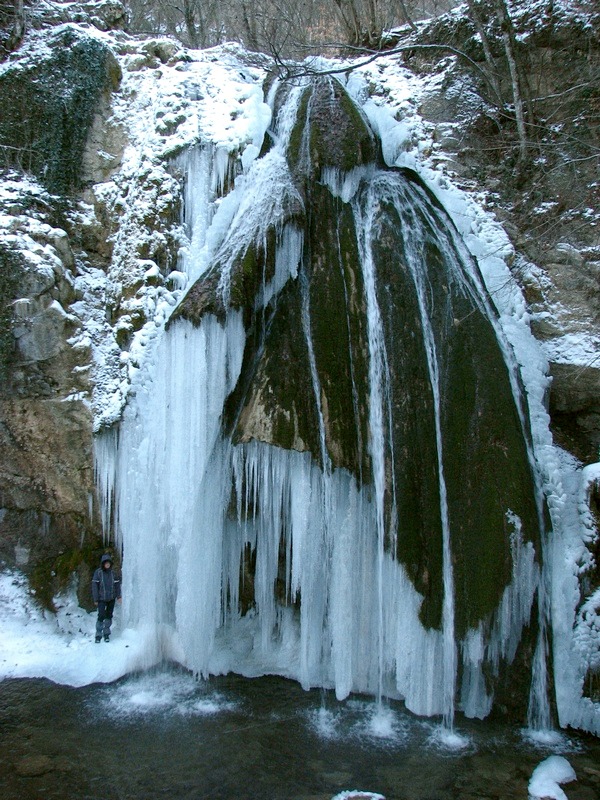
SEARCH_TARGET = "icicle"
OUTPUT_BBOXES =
[460,629,493,719]
[321,166,372,203]
[93,425,118,537]
[258,224,303,311]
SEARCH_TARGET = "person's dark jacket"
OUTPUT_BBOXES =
[91,554,122,603]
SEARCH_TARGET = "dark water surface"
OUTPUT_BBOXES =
[0,667,598,800]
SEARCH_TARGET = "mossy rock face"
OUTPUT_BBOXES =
[439,268,540,636]
[305,185,371,478]
[0,26,122,194]
[227,278,322,459]
[223,186,372,473]
[172,228,281,329]
[172,76,543,639]
[173,190,303,330]
[369,174,542,635]
[178,191,373,472]
[229,228,278,313]
[287,77,378,180]
[0,507,104,610]
[370,199,444,629]
[171,267,225,326]
[29,535,118,611]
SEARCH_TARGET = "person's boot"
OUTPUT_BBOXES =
[104,634,110,642]
[95,636,101,643]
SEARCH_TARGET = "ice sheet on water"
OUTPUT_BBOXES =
[331,793,385,800]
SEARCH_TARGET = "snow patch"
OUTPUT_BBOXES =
[0,571,160,686]
[528,755,577,800]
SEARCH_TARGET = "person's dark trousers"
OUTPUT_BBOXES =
[96,599,116,639]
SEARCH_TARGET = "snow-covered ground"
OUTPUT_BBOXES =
[0,571,158,685]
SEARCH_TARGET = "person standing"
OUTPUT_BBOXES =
[91,553,122,643]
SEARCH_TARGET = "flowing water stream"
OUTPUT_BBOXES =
[1,666,599,800]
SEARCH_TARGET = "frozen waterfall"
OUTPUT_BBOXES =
[95,76,558,729]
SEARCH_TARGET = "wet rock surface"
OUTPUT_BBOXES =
[14,754,54,777]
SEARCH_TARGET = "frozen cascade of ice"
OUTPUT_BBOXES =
[547,453,600,736]
[266,79,305,158]
[175,146,216,282]
[175,144,244,285]
[94,78,556,725]
[357,175,458,726]
[102,313,246,668]
[354,187,398,706]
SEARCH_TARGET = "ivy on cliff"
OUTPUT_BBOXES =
[0,26,121,194]
[0,242,20,385]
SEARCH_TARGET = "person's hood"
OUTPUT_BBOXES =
[100,554,113,567]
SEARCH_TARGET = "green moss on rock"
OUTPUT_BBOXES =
[441,285,541,635]
[372,178,542,635]
[287,77,378,180]
[306,185,371,480]
[29,532,108,612]
[170,267,225,326]
[229,278,322,461]
[371,201,444,629]
[225,187,373,474]
[229,229,277,313]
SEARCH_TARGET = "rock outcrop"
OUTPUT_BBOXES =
[0,191,98,605]
[0,26,121,194]
[0,25,124,605]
